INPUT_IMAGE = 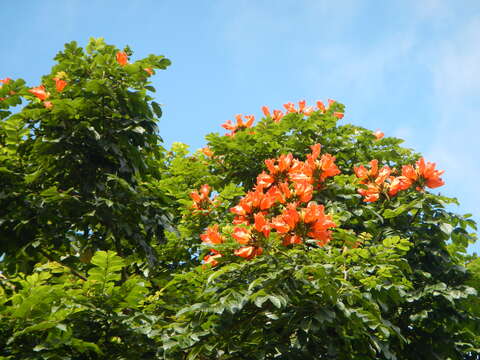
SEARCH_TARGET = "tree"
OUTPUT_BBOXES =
[0,39,479,359]
[0,38,171,274]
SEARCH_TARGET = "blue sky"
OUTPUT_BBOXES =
[1,0,479,252]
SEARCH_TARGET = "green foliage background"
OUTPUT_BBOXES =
[0,39,479,359]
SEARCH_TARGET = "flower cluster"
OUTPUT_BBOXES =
[116,51,153,76]
[354,158,445,202]
[262,99,344,124]
[0,78,12,101]
[221,114,255,136]
[402,158,445,190]
[28,85,51,108]
[222,100,344,136]
[27,73,69,109]
[190,184,217,214]
[200,99,445,266]
[200,144,339,266]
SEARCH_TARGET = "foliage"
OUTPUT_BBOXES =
[0,251,156,359]
[0,38,171,274]
[0,39,479,359]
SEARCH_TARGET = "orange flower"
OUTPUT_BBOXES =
[375,166,391,185]
[303,202,325,223]
[272,202,336,246]
[283,102,296,113]
[353,164,369,180]
[333,112,344,119]
[282,234,302,246]
[303,203,336,243]
[299,144,340,186]
[374,130,384,140]
[272,109,284,122]
[318,154,341,181]
[279,181,292,198]
[203,250,222,267]
[259,191,276,210]
[271,216,292,234]
[201,146,213,157]
[354,160,379,182]
[221,120,236,132]
[221,114,255,136]
[355,161,397,201]
[144,68,154,75]
[242,189,263,210]
[358,183,380,202]
[257,171,275,189]
[403,158,445,189]
[327,99,336,108]
[303,106,314,116]
[232,227,251,245]
[53,78,67,92]
[200,225,224,244]
[28,85,50,101]
[199,184,210,197]
[388,176,412,196]
[417,158,445,188]
[190,184,213,212]
[297,100,314,116]
[316,100,326,112]
[293,182,313,203]
[311,230,333,247]
[310,143,322,160]
[254,212,270,237]
[298,100,306,113]
[234,246,262,259]
[262,105,271,117]
[272,206,300,233]
[265,185,287,204]
[265,153,294,176]
[244,115,255,127]
[402,164,417,182]
[230,203,250,216]
[289,162,312,184]
[44,101,53,109]
[116,51,128,66]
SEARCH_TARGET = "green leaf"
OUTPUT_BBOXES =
[440,223,454,236]
[88,251,124,292]
[151,101,162,118]
[268,295,282,309]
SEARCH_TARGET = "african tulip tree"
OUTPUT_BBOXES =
[157,100,479,359]
[0,39,479,359]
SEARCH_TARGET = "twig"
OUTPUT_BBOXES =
[38,248,87,281]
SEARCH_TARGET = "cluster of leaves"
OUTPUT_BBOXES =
[0,251,157,359]
[1,39,479,359]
